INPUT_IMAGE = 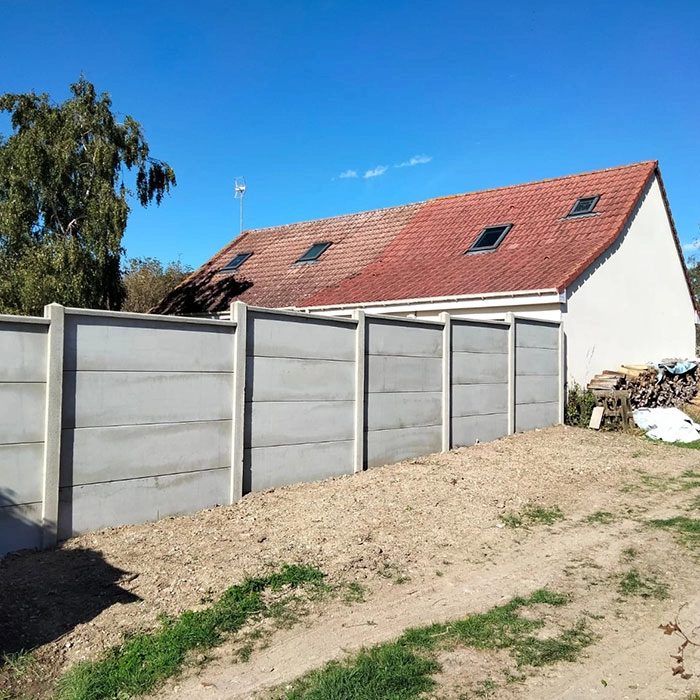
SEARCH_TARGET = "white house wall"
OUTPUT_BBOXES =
[563,176,696,384]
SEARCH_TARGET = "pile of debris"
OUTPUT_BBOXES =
[587,361,698,409]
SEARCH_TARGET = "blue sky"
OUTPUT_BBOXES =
[2,0,700,268]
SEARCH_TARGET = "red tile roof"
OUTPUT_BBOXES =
[153,161,685,315]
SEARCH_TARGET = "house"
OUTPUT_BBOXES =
[153,161,697,384]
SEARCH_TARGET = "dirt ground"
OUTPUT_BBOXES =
[2,425,700,699]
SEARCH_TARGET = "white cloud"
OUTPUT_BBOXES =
[682,240,700,253]
[364,165,388,179]
[395,154,432,168]
[339,169,358,179]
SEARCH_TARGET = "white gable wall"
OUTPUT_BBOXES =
[563,175,696,384]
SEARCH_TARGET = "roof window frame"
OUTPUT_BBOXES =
[567,195,601,218]
[220,251,253,272]
[295,241,332,265]
[465,224,513,254]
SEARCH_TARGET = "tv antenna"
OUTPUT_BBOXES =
[234,177,246,235]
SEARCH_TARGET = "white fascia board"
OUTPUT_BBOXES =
[294,289,562,315]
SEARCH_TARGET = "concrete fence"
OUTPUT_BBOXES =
[0,303,564,554]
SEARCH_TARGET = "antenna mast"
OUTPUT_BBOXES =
[234,177,246,235]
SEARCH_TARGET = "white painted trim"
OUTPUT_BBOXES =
[296,288,560,313]
[352,309,366,473]
[230,301,246,503]
[440,312,452,452]
[41,303,64,548]
[558,322,566,424]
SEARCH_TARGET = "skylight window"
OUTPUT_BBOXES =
[296,241,332,264]
[466,224,512,253]
[568,195,600,217]
[221,252,252,271]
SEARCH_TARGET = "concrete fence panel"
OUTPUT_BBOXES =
[451,319,510,447]
[365,317,443,467]
[58,311,236,538]
[0,317,50,553]
[243,310,357,492]
[514,319,560,432]
[0,304,564,555]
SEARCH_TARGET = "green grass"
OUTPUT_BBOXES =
[342,581,365,604]
[665,441,700,450]
[55,564,325,700]
[647,516,700,548]
[274,590,593,700]
[586,511,615,525]
[617,569,669,600]
[500,504,564,528]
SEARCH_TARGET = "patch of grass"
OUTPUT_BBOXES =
[621,547,637,562]
[617,569,669,600]
[666,441,700,450]
[586,511,615,525]
[500,504,564,528]
[55,565,325,700]
[275,590,592,700]
[277,642,440,700]
[0,650,35,677]
[342,581,365,604]
[647,516,700,548]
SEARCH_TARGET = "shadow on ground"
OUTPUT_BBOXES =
[0,545,141,656]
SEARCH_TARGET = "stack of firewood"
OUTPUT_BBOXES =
[587,364,699,409]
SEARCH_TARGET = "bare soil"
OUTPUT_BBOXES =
[2,425,700,699]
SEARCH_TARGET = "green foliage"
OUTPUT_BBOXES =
[0,78,176,315]
[565,382,597,427]
[55,565,324,700]
[500,504,564,528]
[121,257,191,312]
[617,569,669,600]
[647,516,700,548]
[275,590,592,700]
[586,511,615,524]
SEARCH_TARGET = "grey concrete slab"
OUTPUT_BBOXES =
[515,401,559,432]
[246,400,354,448]
[366,392,442,431]
[452,383,508,418]
[64,315,235,372]
[515,320,559,349]
[452,413,508,447]
[247,312,355,361]
[367,318,443,357]
[0,443,44,504]
[245,357,355,402]
[0,323,48,382]
[452,352,508,385]
[515,375,559,405]
[366,355,442,393]
[366,425,442,468]
[514,347,559,376]
[62,371,233,428]
[58,467,229,538]
[452,321,508,354]
[244,440,353,492]
[0,503,42,555]
[0,383,46,445]
[61,420,233,487]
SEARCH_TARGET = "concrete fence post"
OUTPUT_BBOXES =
[439,311,452,452]
[506,312,516,435]
[230,301,247,503]
[352,309,366,473]
[41,303,65,548]
[558,321,566,425]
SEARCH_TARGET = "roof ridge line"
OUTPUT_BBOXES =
[430,160,658,203]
